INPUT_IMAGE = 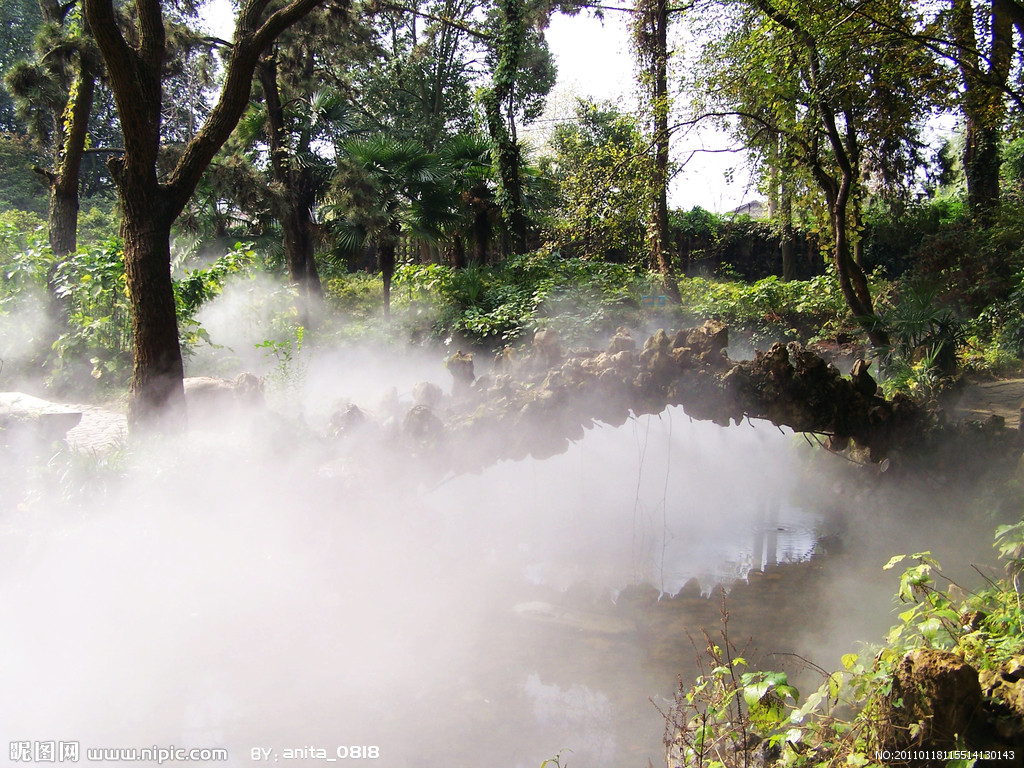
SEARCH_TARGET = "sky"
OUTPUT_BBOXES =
[200,1,757,212]
[541,11,756,212]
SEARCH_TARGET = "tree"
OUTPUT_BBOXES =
[481,0,555,256]
[948,0,1017,223]
[545,98,653,263]
[82,0,328,428]
[327,135,453,315]
[439,132,499,267]
[6,0,99,257]
[358,0,481,149]
[691,0,938,347]
[631,0,683,301]
[0,0,42,132]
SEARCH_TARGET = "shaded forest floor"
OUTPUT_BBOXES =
[951,376,1024,429]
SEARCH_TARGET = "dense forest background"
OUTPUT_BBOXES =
[3,0,1024,419]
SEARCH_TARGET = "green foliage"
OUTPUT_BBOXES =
[76,201,120,247]
[174,242,258,358]
[322,252,868,350]
[910,201,1024,314]
[677,272,851,346]
[664,527,1024,766]
[544,99,653,263]
[862,198,967,277]
[257,324,307,395]
[1,230,260,392]
[963,265,1024,373]
[0,133,48,213]
[872,281,967,399]
[324,272,383,321]
[328,136,455,258]
[0,209,48,282]
[391,250,654,344]
[49,238,132,388]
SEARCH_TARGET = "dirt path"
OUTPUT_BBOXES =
[64,403,127,454]
[950,378,1024,429]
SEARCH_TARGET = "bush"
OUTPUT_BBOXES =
[661,523,1024,766]
[677,271,853,347]
[49,238,133,390]
[386,250,659,346]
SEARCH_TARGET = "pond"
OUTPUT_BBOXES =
[0,396,1001,768]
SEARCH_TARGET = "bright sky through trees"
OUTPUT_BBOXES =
[200,0,756,212]
[542,11,755,212]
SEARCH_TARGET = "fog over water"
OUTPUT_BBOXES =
[0,297,1009,767]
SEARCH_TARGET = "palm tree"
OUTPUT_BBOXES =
[326,135,455,316]
[438,133,499,267]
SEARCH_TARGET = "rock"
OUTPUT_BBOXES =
[640,330,678,382]
[412,381,443,408]
[445,351,475,394]
[512,601,635,635]
[850,358,878,397]
[616,583,660,611]
[533,328,561,366]
[329,403,366,435]
[493,346,517,372]
[403,404,444,441]
[0,392,82,445]
[607,327,636,354]
[674,578,702,600]
[979,655,1024,742]
[879,648,982,754]
[183,373,265,415]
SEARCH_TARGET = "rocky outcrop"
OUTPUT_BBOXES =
[183,373,265,417]
[327,323,1022,474]
[979,656,1024,747]
[877,649,983,762]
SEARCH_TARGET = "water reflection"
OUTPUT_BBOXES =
[0,406,883,768]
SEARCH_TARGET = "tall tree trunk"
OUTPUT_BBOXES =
[484,0,527,256]
[85,0,326,431]
[259,54,322,302]
[451,236,466,268]
[122,211,186,428]
[473,207,490,265]
[780,186,795,281]
[952,0,1012,225]
[640,0,681,303]
[380,240,396,317]
[48,46,97,256]
[830,175,888,349]
[963,118,1003,223]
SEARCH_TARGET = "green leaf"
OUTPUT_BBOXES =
[884,554,907,570]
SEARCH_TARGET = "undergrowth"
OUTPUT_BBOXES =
[323,251,858,351]
[660,522,1024,767]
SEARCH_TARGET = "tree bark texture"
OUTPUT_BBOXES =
[952,0,1012,224]
[641,0,681,303]
[84,0,327,430]
[752,0,888,347]
[48,68,95,257]
[380,240,396,317]
[258,54,323,302]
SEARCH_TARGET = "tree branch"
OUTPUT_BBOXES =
[136,0,165,67]
[165,0,328,217]
[376,2,492,39]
